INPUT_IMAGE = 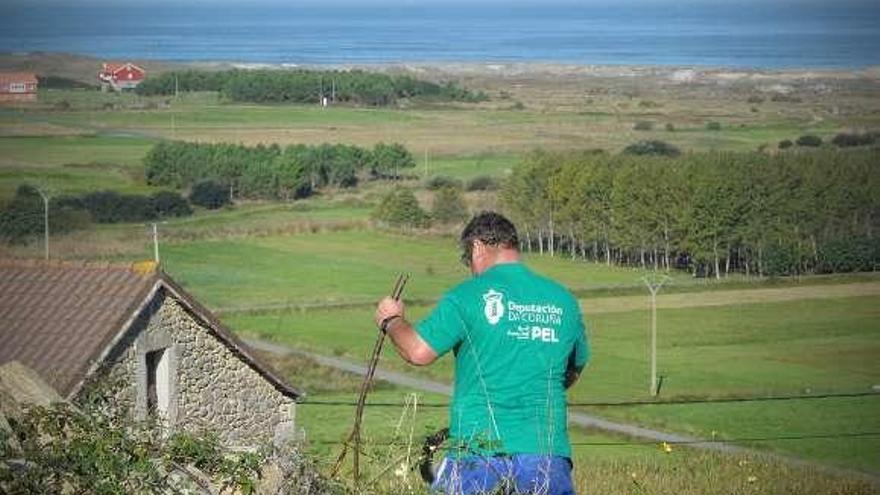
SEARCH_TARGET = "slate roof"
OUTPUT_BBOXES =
[0,259,301,400]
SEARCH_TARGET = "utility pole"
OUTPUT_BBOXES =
[642,273,670,396]
[152,223,160,263]
[29,185,49,260]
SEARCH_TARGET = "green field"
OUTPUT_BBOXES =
[257,346,879,494]
[227,291,880,472]
[4,72,880,491]
[160,229,695,309]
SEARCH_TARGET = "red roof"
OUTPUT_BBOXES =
[0,72,38,85]
[101,63,145,76]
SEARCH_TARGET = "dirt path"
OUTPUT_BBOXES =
[245,338,880,483]
[583,281,880,314]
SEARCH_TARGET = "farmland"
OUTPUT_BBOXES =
[2,53,879,491]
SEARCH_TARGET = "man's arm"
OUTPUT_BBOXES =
[564,351,583,389]
[375,296,438,366]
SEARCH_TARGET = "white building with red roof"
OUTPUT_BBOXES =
[98,62,146,91]
[0,72,38,102]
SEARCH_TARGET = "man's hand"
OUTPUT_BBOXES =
[375,296,405,330]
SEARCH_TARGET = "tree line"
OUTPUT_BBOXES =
[144,140,416,199]
[135,69,488,106]
[500,148,879,277]
[0,186,193,244]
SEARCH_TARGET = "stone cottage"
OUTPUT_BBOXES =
[0,259,301,449]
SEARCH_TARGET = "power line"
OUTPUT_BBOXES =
[298,391,879,409]
[308,431,880,448]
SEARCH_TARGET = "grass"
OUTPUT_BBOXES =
[159,229,696,310]
[229,294,880,472]
[255,351,880,495]
[0,135,157,200]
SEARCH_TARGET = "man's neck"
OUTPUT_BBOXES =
[486,249,520,269]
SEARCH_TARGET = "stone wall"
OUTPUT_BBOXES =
[82,289,296,449]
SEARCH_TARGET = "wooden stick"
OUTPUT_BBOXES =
[331,273,409,481]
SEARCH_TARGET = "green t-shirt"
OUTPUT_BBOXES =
[416,262,589,458]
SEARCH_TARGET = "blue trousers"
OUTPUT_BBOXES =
[431,454,576,495]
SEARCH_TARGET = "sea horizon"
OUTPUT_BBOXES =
[2,2,880,70]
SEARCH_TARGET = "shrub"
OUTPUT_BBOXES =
[372,187,429,228]
[622,140,681,157]
[746,95,765,104]
[796,135,823,147]
[3,402,266,494]
[771,93,802,103]
[817,236,880,273]
[150,191,192,218]
[432,186,469,224]
[705,121,722,131]
[831,132,876,148]
[763,242,801,276]
[633,121,654,131]
[190,180,231,209]
[370,142,415,179]
[466,175,498,191]
[665,123,675,132]
[425,175,463,191]
[77,191,155,223]
[778,139,794,149]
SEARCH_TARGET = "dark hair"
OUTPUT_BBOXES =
[460,211,519,258]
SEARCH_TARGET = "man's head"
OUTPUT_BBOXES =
[460,211,520,275]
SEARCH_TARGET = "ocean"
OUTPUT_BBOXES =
[1,2,879,69]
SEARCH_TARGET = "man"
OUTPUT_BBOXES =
[375,211,590,495]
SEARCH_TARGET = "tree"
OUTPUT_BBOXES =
[150,191,192,218]
[373,187,429,228]
[622,140,681,157]
[431,186,469,225]
[370,143,415,179]
[190,180,231,209]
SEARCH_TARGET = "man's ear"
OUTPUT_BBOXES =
[472,239,486,256]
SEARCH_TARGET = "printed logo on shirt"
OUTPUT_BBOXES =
[483,289,505,325]
[507,325,560,343]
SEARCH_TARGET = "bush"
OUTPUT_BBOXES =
[622,140,681,157]
[796,135,823,147]
[150,191,193,218]
[763,242,801,276]
[372,187,429,228]
[705,121,722,131]
[633,121,654,131]
[37,75,97,90]
[817,236,880,273]
[425,175,463,191]
[2,402,266,494]
[831,132,876,148]
[369,143,415,179]
[431,186,469,225]
[665,123,675,132]
[746,95,765,104]
[466,175,498,191]
[771,93,802,103]
[190,180,231,209]
[778,139,794,149]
